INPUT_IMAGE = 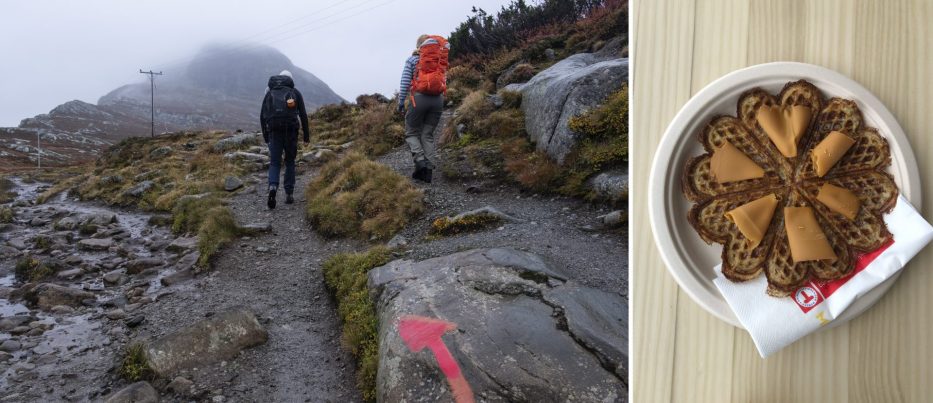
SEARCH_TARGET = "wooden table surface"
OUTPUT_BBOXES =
[631,1,933,401]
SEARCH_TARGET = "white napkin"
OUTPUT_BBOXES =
[713,195,933,357]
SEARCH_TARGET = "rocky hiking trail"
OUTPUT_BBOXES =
[0,139,627,401]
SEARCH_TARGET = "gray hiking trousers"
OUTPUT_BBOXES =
[404,93,443,168]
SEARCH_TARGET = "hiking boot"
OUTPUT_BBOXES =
[422,168,433,183]
[267,188,277,209]
[412,159,429,182]
[285,193,295,204]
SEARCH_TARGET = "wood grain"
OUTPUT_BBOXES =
[632,0,933,401]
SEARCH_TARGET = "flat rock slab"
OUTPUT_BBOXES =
[144,306,267,377]
[104,381,159,403]
[22,283,95,310]
[369,248,626,402]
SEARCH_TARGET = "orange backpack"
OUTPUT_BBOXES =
[411,35,450,98]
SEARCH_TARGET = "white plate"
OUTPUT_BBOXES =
[648,62,922,328]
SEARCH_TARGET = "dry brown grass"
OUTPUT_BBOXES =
[305,152,423,240]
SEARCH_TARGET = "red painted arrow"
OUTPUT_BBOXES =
[398,315,475,403]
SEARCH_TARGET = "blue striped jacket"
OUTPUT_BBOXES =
[398,54,419,109]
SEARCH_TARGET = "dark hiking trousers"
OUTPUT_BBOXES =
[405,93,443,169]
[267,123,298,194]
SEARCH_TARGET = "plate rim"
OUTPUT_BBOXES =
[648,61,922,328]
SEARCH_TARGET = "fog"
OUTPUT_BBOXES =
[0,0,512,127]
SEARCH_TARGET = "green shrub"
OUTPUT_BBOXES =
[305,153,423,240]
[322,247,392,402]
[14,255,53,283]
[0,206,13,223]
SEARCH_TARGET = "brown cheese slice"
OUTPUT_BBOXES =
[710,141,765,183]
[816,183,861,220]
[810,131,856,177]
[756,104,812,157]
[784,207,838,263]
[724,193,778,248]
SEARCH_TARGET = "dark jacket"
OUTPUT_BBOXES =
[260,75,310,142]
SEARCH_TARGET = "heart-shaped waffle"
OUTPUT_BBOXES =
[683,80,899,296]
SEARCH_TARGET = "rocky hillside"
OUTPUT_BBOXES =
[0,45,343,171]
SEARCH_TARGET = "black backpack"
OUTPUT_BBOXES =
[266,75,299,126]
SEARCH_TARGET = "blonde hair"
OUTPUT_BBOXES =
[416,34,430,48]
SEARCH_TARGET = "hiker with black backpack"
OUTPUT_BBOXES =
[260,70,310,209]
[397,34,450,183]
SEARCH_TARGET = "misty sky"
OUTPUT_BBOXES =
[0,0,513,127]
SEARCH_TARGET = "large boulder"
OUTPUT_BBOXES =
[144,306,267,377]
[369,248,627,402]
[506,54,628,164]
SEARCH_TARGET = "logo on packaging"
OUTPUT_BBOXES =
[794,287,819,308]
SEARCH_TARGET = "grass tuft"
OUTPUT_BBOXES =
[322,247,392,403]
[305,152,423,240]
[119,343,155,382]
[14,255,54,283]
[430,213,504,236]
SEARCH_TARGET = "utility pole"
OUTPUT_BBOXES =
[139,69,163,137]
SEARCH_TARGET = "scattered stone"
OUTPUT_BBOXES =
[160,269,193,287]
[166,376,194,396]
[106,309,127,320]
[9,326,30,335]
[167,237,197,253]
[387,234,408,248]
[103,381,159,403]
[0,316,35,331]
[64,255,83,265]
[174,252,200,271]
[29,217,48,227]
[239,222,272,234]
[224,176,244,192]
[149,146,173,158]
[0,340,21,353]
[126,316,145,328]
[596,210,625,229]
[123,180,155,198]
[300,149,337,166]
[125,258,162,274]
[56,268,82,280]
[54,216,79,231]
[223,151,269,165]
[255,246,269,253]
[8,238,27,250]
[50,305,75,315]
[545,48,556,60]
[586,169,628,204]
[22,283,95,310]
[84,212,117,226]
[369,248,625,401]
[144,307,267,377]
[103,270,125,286]
[0,351,11,362]
[213,132,262,152]
[78,238,114,251]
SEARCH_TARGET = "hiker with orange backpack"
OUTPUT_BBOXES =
[397,34,450,183]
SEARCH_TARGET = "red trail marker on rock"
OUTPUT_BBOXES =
[398,315,475,403]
